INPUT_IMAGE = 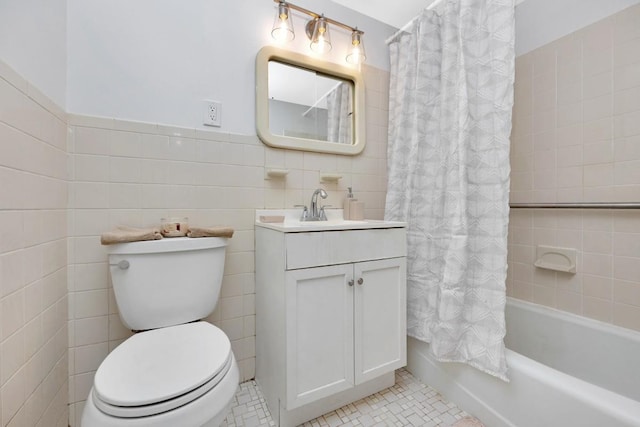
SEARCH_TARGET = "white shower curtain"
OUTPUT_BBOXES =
[326,82,352,144]
[385,0,515,380]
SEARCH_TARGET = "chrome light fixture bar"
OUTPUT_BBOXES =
[271,0,366,64]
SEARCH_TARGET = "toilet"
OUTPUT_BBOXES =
[82,237,239,427]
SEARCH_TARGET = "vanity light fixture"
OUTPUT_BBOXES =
[270,0,366,64]
[271,1,295,42]
[345,29,366,64]
[308,15,332,54]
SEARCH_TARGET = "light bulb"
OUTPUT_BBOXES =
[310,16,332,54]
[346,31,366,64]
[271,2,295,43]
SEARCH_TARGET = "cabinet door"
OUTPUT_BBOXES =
[354,257,407,384]
[285,264,354,409]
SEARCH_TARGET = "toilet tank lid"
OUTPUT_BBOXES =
[106,236,227,255]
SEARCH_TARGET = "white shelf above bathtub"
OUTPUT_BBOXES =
[534,245,577,274]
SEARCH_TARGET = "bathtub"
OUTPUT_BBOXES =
[407,298,640,427]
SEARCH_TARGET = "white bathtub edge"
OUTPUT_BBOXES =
[408,336,640,427]
[407,337,515,427]
[507,297,640,343]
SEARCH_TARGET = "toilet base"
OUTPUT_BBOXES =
[82,354,239,427]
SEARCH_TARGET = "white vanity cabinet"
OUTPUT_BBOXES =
[255,223,407,427]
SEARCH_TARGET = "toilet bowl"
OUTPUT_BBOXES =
[82,237,238,427]
[82,322,239,426]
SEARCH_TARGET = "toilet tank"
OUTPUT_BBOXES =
[107,237,227,331]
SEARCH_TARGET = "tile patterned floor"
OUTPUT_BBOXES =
[221,369,474,427]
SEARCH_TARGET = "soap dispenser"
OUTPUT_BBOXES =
[344,187,355,220]
[350,197,365,220]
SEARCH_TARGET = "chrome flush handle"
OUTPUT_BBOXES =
[110,260,130,270]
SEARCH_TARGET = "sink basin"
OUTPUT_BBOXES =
[258,219,401,232]
[255,210,406,233]
[292,219,368,226]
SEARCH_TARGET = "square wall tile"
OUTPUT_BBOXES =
[613,303,640,330]
[583,296,612,322]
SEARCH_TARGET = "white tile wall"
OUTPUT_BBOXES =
[65,64,390,426]
[508,3,640,332]
[0,61,69,426]
[0,53,390,426]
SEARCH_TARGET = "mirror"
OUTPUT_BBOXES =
[268,62,353,143]
[256,46,365,155]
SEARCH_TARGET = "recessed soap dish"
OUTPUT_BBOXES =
[319,172,342,183]
[265,168,289,180]
[534,245,577,274]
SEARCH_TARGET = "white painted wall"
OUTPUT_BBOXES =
[515,0,640,55]
[8,0,638,132]
[334,0,437,29]
[66,0,396,134]
[0,0,67,107]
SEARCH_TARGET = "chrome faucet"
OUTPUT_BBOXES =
[295,188,329,221]
[296,188,328,221]
[309,188,327,221]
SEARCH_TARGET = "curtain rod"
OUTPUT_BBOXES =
[509,203,640,209]
[385,0,445,45]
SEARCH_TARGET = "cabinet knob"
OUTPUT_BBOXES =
[357,278,364,285]
[348,279,354,287]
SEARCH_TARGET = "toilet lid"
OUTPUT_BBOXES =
[94,322,231,407]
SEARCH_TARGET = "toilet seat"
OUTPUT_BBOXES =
[92,321,232,418]
[93,354,233,418]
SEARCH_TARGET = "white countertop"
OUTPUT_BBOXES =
[255,209,406,233]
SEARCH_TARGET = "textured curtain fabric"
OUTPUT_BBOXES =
[326,82,353,144]
[385,0,515,381]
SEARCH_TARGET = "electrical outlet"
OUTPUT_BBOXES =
[203,100,222,127]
